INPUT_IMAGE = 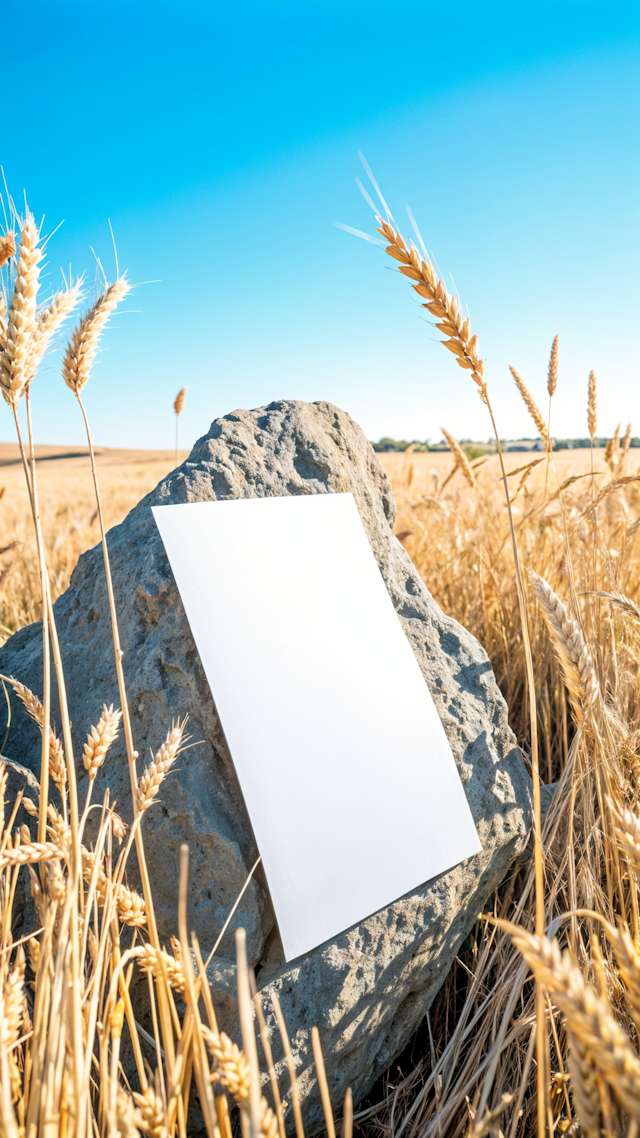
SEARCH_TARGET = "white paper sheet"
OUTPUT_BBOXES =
[152,493,481,961]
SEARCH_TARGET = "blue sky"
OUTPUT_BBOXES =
[3,0,639,449]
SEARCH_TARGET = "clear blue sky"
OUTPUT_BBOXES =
[3,0,639,449]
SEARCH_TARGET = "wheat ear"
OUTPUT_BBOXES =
[0,838,61,870]
[613,806,640,876]
[600,919,640,1032]
[201,1026,279,1138]
[82,704,122,780]
[174,387,186,415]
[62,278,131,394]
[528,571,599,725]
[131,943,186,994]
[604,427,620,472]
[1,946,25,1049]
[132,1076,169,1138]
[0,674,66,789]
[174,386,186,465]
[81,847,146,927]
[566,1035,600,1138]
[25,282,83,385]
[582,591,640,620]
[584,474,640,515]
[441,428,475,488]
[508,366,548,441]
[587,371,598,439]
[547,335,559,397]
[0,216,42,406]
[137,720,187,811]
[507,927,640,1120]
[0,232,15,270]
[376,218,487,403]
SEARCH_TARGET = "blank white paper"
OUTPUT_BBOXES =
[152,494,481,961]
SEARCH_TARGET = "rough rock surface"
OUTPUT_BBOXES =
[0,400,532,1129]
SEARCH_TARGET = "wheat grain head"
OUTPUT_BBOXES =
[82,704,122,780]
[587,370,598,439]
[0,216,42,407]
[174,387,186,415]
[528,570,599,725]
[376,218,487,403]
[0,674,66,783]
[137,719,187,811]
[25,281,83,386]
[62,278,131,395]
[132,943,186,994]
[0,232,15,270]
[506,926,640,1120]
[547,335,559,397]
[132,1078,169,1138]
[441,428,475,488]
[508,366,548,441]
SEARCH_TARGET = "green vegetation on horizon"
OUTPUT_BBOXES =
[372,435,640,453]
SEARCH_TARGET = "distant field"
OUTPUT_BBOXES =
[0,444,190,640]
[0,441,614,605]
[378,446,610,492]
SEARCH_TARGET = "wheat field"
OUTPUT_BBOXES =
[1,205,640,1138]
[0,445,189,642]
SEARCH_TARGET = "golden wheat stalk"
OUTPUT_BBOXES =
[46,802,71,854]
[582,590,640,620]
[547,335,559,397]
[137,720,187,811]
[0,217,42,406]
[0,838,61,870]
[81,847,146,927]
[62,278,131,394]
[174,387,186,416]
[441,428,475,488]
[82,704,122,780]
[174,386,187,466]
[202,1026,251,1102]
[0,232,15,271]
[528,570,599,725]
[508,366,548,442]
[565,1034,600,1138]
[116,1086,145,1138]
[587,370,598,439]
[504,457,545,504]
[131,943,186,994]
[25,282,83,386]
[600,918,640,1031]
[201,1025,279,1138]
[115,887,147,927]
[613,805,640,877]
[604,428,620,472]
[506,926,640,1120]
[376,218,487,404]
[0,947,25,1050]
[0,674,66,788]
[584,474,640,515]
[132,1078,169,1138]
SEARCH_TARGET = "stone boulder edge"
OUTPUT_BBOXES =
[0,399,532,1130]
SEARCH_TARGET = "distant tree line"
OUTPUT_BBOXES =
[371,436,640,453]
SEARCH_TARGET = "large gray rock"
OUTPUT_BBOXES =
[0,400,531,1129]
